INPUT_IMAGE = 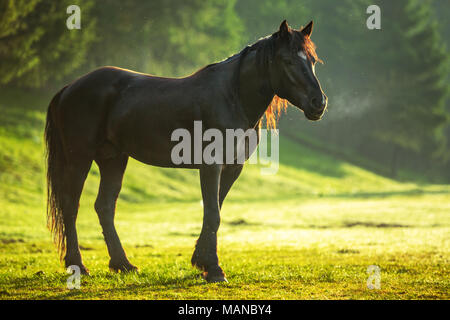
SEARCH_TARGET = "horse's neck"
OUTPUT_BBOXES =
[238,50,274,128]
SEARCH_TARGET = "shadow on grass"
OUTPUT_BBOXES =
[343,221,410,228]
[294,221,414,229]
[328,188,450,199]
[41,272,207,300]
[0,270,207,299]
[220,218,415,231]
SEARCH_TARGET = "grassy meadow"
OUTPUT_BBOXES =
[0,89,448,299]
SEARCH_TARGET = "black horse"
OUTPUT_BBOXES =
[45,20,327,282]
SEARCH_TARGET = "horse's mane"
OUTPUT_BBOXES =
[206,28,321,129]
[302,34,322,64]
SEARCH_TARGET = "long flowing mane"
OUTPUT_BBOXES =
[240,35,288,129]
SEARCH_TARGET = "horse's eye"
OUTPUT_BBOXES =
[297,50,307,61]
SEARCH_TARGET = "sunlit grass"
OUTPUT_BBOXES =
[0,89,448,299]
[1,194,448,299]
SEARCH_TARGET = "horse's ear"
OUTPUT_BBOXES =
[301,20,313,37]
[279,20,290,38]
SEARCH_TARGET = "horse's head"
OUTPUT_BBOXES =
[270,20,327,121]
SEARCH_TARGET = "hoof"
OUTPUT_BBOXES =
[202,272,228,283]
[65,263,90,276]
[109,260,139,273]
[191,248,227,283]
[80,266,90,276]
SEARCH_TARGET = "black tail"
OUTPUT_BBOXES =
[45,86,67,261]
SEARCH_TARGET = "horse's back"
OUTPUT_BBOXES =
[52,66,200,161]
[51,64,244,165]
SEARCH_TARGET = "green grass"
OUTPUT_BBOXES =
[0,88,448,299]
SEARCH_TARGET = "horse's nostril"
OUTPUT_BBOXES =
[311,94,327,110]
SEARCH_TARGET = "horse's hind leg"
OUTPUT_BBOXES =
[94,154,137,273]
[62,159,92,275]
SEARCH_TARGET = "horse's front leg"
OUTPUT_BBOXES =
[192,164,226,283]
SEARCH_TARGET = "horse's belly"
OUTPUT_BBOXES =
[124,135,200,169]
[107,104,201,169]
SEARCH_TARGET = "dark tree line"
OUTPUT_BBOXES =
[276,0,449,180]
[0,0,241,87]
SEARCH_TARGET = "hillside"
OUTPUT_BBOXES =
[0,88,449,299]
[0,88,434,211]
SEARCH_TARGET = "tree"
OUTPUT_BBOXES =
[370,0,449,175]
[0,0,96,88]
[0,0,42,85]
[235,0,312,44]
[83,0,243,77]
